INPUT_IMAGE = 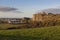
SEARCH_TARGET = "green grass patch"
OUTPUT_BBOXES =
[0,26,60,40]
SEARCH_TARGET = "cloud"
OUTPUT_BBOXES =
[41,8,60,14]
[0,6,22,13]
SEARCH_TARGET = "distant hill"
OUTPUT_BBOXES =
[41,8,60,14]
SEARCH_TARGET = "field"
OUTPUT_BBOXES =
[0,24,28,29]
[0,26,60,40]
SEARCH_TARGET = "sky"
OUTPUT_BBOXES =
[0,0,60,18]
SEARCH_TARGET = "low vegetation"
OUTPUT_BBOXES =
[0,26,60,40]
[0,24,31,29]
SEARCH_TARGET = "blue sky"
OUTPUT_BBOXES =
[0,0,60,18]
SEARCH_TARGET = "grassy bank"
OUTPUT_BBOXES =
[0,24,28,29]
[0,26,60,40]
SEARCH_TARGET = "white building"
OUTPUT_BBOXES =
[8,18,22,24]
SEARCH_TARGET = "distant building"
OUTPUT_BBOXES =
[21,17,31,23]
[0,17,31,24]
[8,18,22,24]
[32,12,47,22]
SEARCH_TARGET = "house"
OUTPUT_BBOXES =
[0,17,31,24]
[32,12,47,22]
[7,17,31,24]
[8,18,22,24]
[21,17,31,23]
